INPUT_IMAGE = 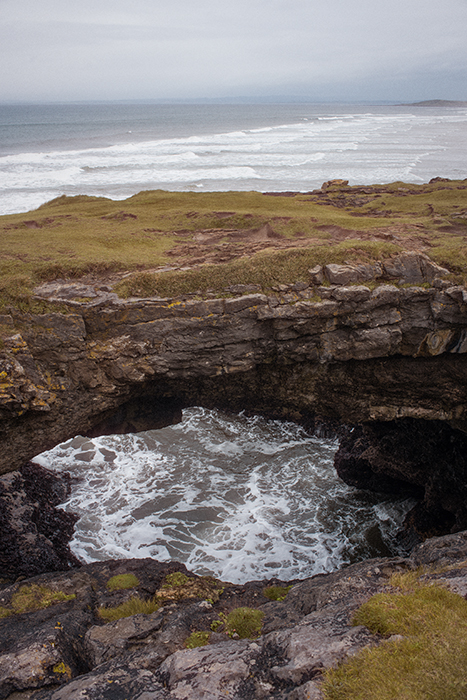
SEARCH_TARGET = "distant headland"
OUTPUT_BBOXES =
[405,99,467,107]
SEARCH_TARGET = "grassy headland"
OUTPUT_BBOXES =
[0,179,466,310]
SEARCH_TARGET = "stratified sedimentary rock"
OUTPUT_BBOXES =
[0,252,466,475]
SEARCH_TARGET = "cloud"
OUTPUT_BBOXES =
[1,0,466,101]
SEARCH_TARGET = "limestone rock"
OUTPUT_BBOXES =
[383,252,449,285]
[1,274,467,473]
[324,263,379,285]
[3,535,467,699]
[308,265,324,285]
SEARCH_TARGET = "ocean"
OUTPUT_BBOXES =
[1,102,466,216]
[5,100,463,582]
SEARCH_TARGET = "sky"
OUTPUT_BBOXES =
[1,0,467,103]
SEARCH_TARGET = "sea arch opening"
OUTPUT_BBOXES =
[36,403,417,584]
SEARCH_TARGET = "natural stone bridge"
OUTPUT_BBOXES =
[2,252,467,534]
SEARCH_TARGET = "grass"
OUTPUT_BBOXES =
[162,572,190,587]
[98,595,160,622]
[157,573,224,603]
[223,607,264,639]
[322,570,467,700]
[184,630,210,649]
[115,241,401,299]
[0,584,76,617]
[263,585,292,601]
[0,181,465,313]
[106,573,140,591]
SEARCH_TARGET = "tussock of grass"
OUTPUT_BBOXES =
[157,573,224,603]
[323,577,467,700]
[263,585,292,601]
[98,595,160,622]
[0,584,76,617]
[184,630,210,649]
[224,607,264,639]
[106,573,139,591]
[163,572,190,587]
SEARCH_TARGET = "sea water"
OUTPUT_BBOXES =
[1,102,466,216]
[35,408,414,584]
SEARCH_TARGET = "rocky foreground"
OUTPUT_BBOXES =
[1,464,467,700]
[2,529,467,700]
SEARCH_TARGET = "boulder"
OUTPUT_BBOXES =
[383,252,449,285]
[324,263,380,286]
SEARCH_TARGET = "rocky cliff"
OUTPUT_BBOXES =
[2,250,467,697]
[2,251,467,535]
[0,252,466,466]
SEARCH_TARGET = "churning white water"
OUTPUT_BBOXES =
[36,408,414,584]
[1,102,466,216]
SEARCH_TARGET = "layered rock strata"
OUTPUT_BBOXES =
[1,253,467,475]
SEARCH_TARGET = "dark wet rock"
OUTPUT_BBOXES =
[31,664,167,700]
[0,463,79,582]
[0,568,95,698]
[334,419,467,538]
[84,602,220,671]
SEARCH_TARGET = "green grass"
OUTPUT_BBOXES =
[223,607,264,639]
[263,585,292,601]
[322,571,467,700]
[98,595,160,622]
[156,573,224,603]
[106,573,140,591]
[0,181,465,312]
[0,583,76,617]
[115,241,401,299]
[162,572,191,587]
[184,630,210,648]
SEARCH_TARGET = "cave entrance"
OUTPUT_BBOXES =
[35,407,415,584]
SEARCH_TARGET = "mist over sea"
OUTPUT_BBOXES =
[7,101,464,581]
[1,102,466,216]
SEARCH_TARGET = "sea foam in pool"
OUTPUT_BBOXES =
[36,408,414,584]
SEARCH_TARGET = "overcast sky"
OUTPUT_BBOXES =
[1,0,466,103]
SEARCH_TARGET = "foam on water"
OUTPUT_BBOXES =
[1,104,466,215]
[36,408,414,584]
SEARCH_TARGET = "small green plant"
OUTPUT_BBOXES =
[106,573,139,591]
[263,585,292,601]
[184,630,210,649]
[98,595,160,622]
[210,618,223,632]
[0,584,76,617]
[224,607,264,639]
[163,572,190,587]
[323,578,467,700]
